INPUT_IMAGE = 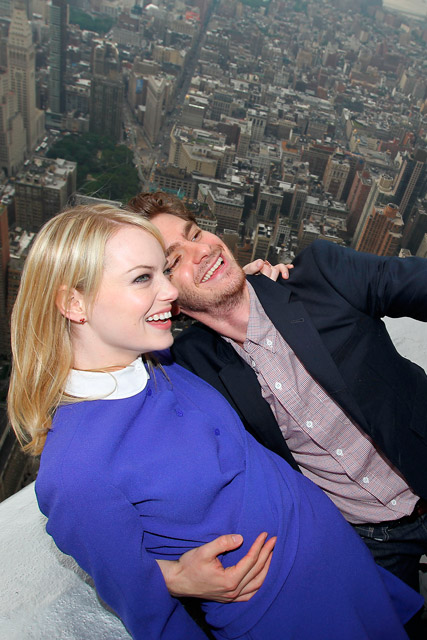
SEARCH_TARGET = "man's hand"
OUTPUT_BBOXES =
[243,259,294,281]
[157,532,276,602]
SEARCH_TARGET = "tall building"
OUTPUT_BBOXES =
[7,2,44,153]
[144,75,166,144]
[322,153,350,201]
[14,157,77,231]
[205,186,244,234]
[0,68,26,177]
[48,0,68,115]
[401,203,427,255]
[354,202,403,257]
[0,0,11,18]
[89,41,124,141]
[0,204,9,355]
[346,169,372,237]
[394,148,427,222]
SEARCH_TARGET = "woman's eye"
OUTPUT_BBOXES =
[163,267,172,278]
[134,274,150,283]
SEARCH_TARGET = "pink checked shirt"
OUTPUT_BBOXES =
[226,283,418,524]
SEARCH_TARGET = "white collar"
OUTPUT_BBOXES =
[65,358,149,400]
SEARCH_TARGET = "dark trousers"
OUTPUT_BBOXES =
[353,513,427,640]
[352,512,427,592]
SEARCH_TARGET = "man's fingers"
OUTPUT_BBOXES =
[197,533,244,561]
[229,535,276,592]
[234,540,276,597]
[243,259,264,275]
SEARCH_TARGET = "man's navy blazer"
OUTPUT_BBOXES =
[172,240,427,500]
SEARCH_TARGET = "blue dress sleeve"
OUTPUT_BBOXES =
[37,464,208,640]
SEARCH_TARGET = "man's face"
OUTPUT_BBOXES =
[152,213,246,317]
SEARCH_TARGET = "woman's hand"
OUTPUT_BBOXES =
[243,259,294,281]
[157,532,276,602]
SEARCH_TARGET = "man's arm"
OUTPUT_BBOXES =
[157,532,276,602]
[299,240,427,320]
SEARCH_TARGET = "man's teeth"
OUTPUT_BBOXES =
[146,311,172,322]
[201,257,223,283]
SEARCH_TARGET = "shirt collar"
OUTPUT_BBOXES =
[224,282,277,353]
[65,357,149,400]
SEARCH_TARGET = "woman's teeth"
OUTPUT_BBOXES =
[201,257,223,283]
[146,311,172,322]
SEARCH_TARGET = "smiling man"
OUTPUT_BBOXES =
[127,192,427,607]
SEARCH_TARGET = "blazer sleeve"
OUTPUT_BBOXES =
[37,465,208,640]
[297,240,427,321]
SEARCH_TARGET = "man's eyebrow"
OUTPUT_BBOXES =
[165,221,195,257]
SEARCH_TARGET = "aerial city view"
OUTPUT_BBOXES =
[1,1,427,638]
[0,0,427,499]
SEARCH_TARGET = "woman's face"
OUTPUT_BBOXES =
[83,225,178,367]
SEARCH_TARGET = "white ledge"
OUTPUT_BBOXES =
[0,482,131,639]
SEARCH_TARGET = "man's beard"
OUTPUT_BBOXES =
[177,266,246,317]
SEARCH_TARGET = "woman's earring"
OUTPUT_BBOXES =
[79,318,86,325]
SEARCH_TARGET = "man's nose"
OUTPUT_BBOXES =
[188,240,212,263]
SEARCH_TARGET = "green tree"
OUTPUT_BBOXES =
[47,133,140,202]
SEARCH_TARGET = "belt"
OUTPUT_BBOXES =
[379,498,427,529]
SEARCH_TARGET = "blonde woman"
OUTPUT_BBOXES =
[8,205,422,640]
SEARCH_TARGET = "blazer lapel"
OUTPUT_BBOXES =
[247,276,369,429]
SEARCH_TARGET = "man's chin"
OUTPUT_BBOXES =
[178,278,246,316]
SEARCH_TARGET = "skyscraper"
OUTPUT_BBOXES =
[0,68,26,176]
[144,75,166,144]
[354,202,403,257]
[7,1,44,153]
[394,148,427,223]
[48,0,68,115]
[0,204,10,355]
[89,41,124,141]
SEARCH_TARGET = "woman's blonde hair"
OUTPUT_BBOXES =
[8,203,164,455]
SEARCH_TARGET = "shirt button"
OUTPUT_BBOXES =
[275,381,282,390]
[391,500,397,506]
[336,449,343,456]
[362,477,370,484]
[306,421,313,428]
[266,339,273,347]
[175,409,183,417]
[251,359,256,368]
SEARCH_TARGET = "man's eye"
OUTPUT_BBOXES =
[167,256,179,272]
[191,230,201,242]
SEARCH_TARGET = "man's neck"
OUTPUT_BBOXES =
[184,283,250,346]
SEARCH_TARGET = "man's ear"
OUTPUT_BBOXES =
[56,286,86,322]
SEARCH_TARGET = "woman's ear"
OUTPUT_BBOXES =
[56,286,86,323]
[171,301,180,316]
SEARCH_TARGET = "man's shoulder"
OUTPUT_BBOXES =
[173,322,225,356]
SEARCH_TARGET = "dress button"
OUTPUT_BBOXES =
[336,449,343,456]
[306,421,313,428]
[147,388,152,396]
[175,409,183,417]
[275,381,282,390]
[215,428,220,435]
[362,476,370,484]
